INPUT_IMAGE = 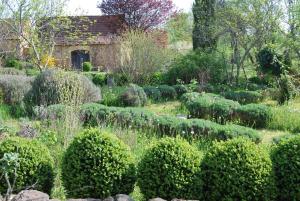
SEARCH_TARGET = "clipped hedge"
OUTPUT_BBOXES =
[0,137,54,194]
[182,92,271,128]
[157,85,177,101]
[223,90,263,104]
[143,86,162,102]
[184,93,240,124]
[76,103,261,142]
[62,129,136,198]
[119,84,147,107]
[272,136,300,201]
[138,137,202,200]
[201,138,276,201]
[236,104,271,128]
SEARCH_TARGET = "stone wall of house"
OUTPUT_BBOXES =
[53,43,122,71]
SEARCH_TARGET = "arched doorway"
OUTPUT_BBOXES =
[71,50,90,70]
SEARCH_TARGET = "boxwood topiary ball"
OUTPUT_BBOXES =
[0,137,54,194]
[272,136,300,201]
[61,129,136,199]
[201,138,275,201]
[137,137,202,200]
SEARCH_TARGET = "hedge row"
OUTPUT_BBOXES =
[2,132,300,200]
[143,85,183,102]
[223,90,264,104]
[78,103,261,142]
[182,92,271,128]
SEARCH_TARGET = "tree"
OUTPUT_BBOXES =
[116,30,176,84]
[0,0,68,70]
[165,12,193,44]
[98,0,176,30]
[215,0,282,84]
[192,0,217,50]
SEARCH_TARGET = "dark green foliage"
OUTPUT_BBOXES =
[201,138,276,201]
[257,46,282,77]
[5,58,23,70]
[84,72,107,86]
[193,0,217,50]
[149,72,165,85]
[157,85,177,101]
[184,93,240,124]
[236,104,271,128]
[272,136,300,201]
[25,70,101,108]
[78,103,261,142]
[143,86,162,102]
[119,84,147,107]
[183,92,271,128]
[138,137,202,200]
[173,85,189,98]
[165,51,228,85]
[278,74,298,105]
[0,137,54,194]
[224,90,263,104]
[61,129,136,198]
[82,62,92,72]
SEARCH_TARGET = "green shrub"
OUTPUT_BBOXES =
[184,93,239,123]
[201,138,275,201]
[257,46,282,77]
[84,72,107,86]
[138,137,202,200]
[79,104,261,142]
[224,90,263,104]
[157,85,177,101]
[165,51,228,85]
[0,75,33,105]
[272,136,300,201]
[82,62,92,72]
[173,85,189,98]
[25,70,101,108]
[101,86,126,106]
[5,58,23,70]
[149,72,165,85]
[0,137,54,194]
[92,73,106,86]
[25,68,41,76]
[143,86,161,102]
[119,84,147,107]
[61,129,136,198]
[211,99,240,124]
[236,104,271,128]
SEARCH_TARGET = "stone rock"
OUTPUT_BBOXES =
[149,198,167,201]
[67,199,101,201]
[12,190,49,201]
[114,194,134,201]
[103,196,114,201]
[171,199,199,201]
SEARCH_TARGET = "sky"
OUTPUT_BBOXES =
[67,0,194,15]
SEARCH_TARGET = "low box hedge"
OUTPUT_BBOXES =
[182,92,271,129]
[77,103,261,142]
[223,90,264,104]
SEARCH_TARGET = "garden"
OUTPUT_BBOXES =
[1,0,300,201]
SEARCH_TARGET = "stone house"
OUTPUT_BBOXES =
[52,15,127,70]
[0,15,168,70]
